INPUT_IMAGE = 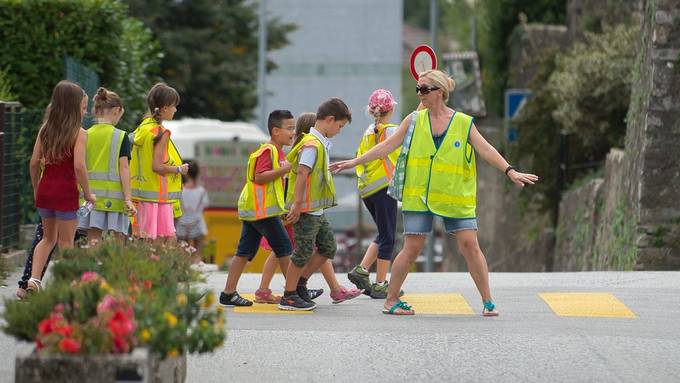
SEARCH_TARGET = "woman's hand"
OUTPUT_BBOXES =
[329,159,357,174]
[508,170,539,187]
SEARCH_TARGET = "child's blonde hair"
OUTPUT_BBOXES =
[419,69,456,102]
[293,112,316,147]
[39,80,86,163]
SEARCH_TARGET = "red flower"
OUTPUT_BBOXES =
[113,336,130,353]
[58,337,81,354]
[38,318,55,335]
[55,325,73,337]
[143,280,152,290]
[36,339,45,350]
[108,310,134,338]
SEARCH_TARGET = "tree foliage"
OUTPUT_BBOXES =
[123,0,296,121]
[0,0,161,131]
[513,24,638,214]
[477,0,566,116]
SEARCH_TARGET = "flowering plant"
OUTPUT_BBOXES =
[3,240,225,359]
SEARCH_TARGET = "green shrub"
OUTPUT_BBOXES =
[0,66,15,101]
[0,0,160,130]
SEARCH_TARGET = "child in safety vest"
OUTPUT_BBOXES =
[255,112,361,305]
[27,80,96,294]
[277,98,352,311]
[78,87,136,245]
[129,83,187,241]
[219,110,296,307]
[347,89,401,299]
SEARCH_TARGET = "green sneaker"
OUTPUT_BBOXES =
[347,265,371,294]
[369,282,388,299]
[369,281,405,299]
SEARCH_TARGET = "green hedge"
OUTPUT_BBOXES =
[0,0,160,131]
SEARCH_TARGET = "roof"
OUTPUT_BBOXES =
[164,118,269,159]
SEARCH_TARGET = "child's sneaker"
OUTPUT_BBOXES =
[330,286,362,304]
[278,294,316,311]
[296,285,314,303]
[308,288,324,300]
[347,265,371,294]
[219,291,253,307]
[369,281,405,299]
[254,288,281,304]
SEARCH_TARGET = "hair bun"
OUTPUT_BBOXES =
[95,87,107,101]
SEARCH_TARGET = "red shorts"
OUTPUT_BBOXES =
[260,223,295,251]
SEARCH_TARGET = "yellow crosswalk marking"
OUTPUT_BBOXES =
[400,293,475,315]
[539,293,636,318]
[232,294,313,314]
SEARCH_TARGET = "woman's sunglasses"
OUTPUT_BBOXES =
[416,85,439,95]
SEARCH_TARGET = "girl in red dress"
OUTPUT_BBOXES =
[27,80,96,292]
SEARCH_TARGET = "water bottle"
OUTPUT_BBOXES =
[77,201,94,218]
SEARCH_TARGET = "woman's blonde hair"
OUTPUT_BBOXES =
[93,87,123,116]
[419,69,456,102]
[39,80,86,163]
[293,112,316,147]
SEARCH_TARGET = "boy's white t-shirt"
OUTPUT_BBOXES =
[298,128,332,216]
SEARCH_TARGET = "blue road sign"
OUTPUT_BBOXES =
[504,89,531,143]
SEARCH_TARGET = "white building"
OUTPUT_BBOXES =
[261,0,404,229]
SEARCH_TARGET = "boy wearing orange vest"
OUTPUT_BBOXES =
[219,110,295,307]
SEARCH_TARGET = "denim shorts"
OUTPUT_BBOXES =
[38,208,77,221]
[235,217,292,260]
[403,211,477,235]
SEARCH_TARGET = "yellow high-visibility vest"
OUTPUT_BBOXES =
[355,123,401,198]
[402,109,477,218]
[285,133,336,212]
[129,118,183,217]
[237,143,286,221]
[85,123,126,212]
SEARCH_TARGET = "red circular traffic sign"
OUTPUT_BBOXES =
[410,45,437,81]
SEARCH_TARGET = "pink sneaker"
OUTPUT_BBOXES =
[330,286,362,304]
[254,288,281,304]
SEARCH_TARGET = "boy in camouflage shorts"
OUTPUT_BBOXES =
[278,98,352,311]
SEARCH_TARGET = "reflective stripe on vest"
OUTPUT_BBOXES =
[402,109,477,218]
[129,118,183,206]
[284,134,336,212]
[356,123,401,198]
[237,143,287,221]
[84,124,126,212]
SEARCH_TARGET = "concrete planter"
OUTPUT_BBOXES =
[15,347,186,383]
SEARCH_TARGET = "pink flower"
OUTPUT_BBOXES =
[97,295,117,313]
[58,337,81,354]
[149,254,161,262]
[81,272,100,282]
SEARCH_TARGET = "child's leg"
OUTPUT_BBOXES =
[371,189,397,284]
[193,236,204,263]
[224,256,249,294]
[359,243,379,271]
[56,217,78,252]
[19,221,44,290]
[30,217,58,281]
[223,221,262,294]
[259,252,279,290]
[87,228,103,246]
[319,259,340,291]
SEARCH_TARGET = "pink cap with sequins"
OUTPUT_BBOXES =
[367,89,397,115]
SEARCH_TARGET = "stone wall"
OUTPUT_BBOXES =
[623,0,680,268]
[554,179,603,271]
